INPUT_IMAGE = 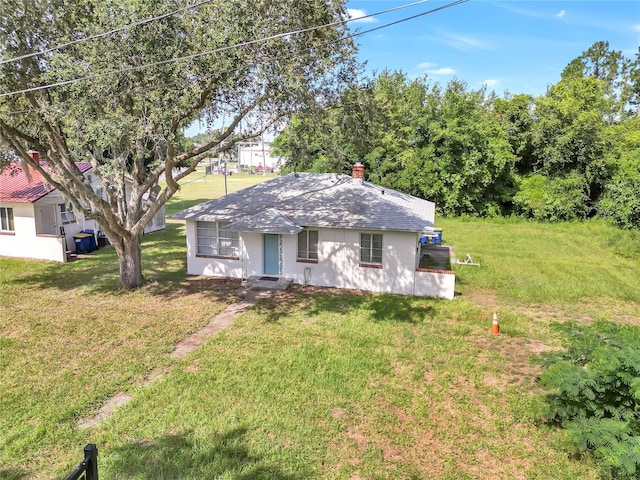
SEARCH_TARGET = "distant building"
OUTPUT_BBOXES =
[0,157,165,262]
[237,142,286,172]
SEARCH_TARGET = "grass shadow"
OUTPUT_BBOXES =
[254,287,440,324]
[0,468,26,480]
[104,428,302,479]
[6,223,188,295]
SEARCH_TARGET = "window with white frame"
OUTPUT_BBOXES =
[196,221,239,257]
[297,230,318,260]
[0,207,14,232]
[60,203,76,224]
[360,233,383,264]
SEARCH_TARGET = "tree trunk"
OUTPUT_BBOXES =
[114,233,144,290]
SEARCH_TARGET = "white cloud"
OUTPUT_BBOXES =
[428,67,456,76]
[347,8,377,24]
[483,79,499,87]
[431,67,456,75]
[633,24,640,33]
[555,10,566,19]
[416,62,456,76]
[440,31,492,51]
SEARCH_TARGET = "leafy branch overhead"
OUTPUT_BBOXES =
[0,0,358,288]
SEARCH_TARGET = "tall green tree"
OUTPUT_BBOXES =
[598,118,640,228]
[515,76,612,219]
[0,0,356,289]
[561,41,638,119]
[273,74,378,174]
[494,93,536,174]
[395,80,516,216]
[275,73,517,216]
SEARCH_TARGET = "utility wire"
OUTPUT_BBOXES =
[0,0,216,66]
[3,0,468,113]
[0,0,435,99]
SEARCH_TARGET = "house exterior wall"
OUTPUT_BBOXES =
[415,269,456,300]
[184,222,454,298]
[281,228,419,295]
[144,204,166,234]
[1,168,166,263]
[185,221,244,277]
[35,191,86,250]
[0,202,67,262]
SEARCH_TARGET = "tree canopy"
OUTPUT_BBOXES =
[0,0,357,288]
[274,41,640,227]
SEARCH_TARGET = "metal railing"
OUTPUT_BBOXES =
[66,444,98,480]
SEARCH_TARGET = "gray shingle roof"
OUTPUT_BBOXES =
[170,173,435,233]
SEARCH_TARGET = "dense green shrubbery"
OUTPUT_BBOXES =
[274,42,640,228]
[598,164,640,230]
[514,173,591,221]
[540,321,640,478]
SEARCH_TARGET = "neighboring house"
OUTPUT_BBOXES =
[237,141,285,172]
[171,163,455,299]
[0,158,165,263]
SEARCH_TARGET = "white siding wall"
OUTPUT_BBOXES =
[186,222,455,298]
[0,203,67,262]
[184,222,455,298]
[280,228,419,295]
[185,221,244,277]
[414,270,456,300]
[35,192,86,250]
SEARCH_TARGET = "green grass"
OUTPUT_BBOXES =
[92,292,600,479]
[440,217,640,306]
[1,174,638,479]
[165,172,274,216]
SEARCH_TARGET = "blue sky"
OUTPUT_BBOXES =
[346,0,639,96]
[186,1,638,136]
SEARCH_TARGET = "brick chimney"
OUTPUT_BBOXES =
[352,162,364,185]
[27,150,40,164]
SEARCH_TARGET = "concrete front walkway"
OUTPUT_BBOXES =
[170,287,274,359]
[78,286,277,429]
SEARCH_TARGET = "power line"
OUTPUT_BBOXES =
[3,0,468,113]
[0,0,435,99]
[0,0,216,66]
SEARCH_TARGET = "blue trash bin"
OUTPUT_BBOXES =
[74,234,91,253]
[433,229,443,245]
[82,230,98,251]
[74,232,97,253]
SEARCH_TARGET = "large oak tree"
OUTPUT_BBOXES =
[0,0,356,288]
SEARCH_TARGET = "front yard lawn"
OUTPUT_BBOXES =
[2,209,639,478]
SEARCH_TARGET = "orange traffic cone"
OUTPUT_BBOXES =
[492,313,500,335]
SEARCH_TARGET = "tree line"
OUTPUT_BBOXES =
[273,41,640,229]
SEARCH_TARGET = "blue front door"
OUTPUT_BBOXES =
[263,234,279,275]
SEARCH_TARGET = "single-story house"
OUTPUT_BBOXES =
[0,158,165,263]
[171,163,455,299]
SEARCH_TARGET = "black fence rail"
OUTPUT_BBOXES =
[66,444,98,480]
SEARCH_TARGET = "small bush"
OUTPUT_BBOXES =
[539,321,640,478]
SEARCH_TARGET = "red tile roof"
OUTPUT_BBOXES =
[0,162,92,203]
